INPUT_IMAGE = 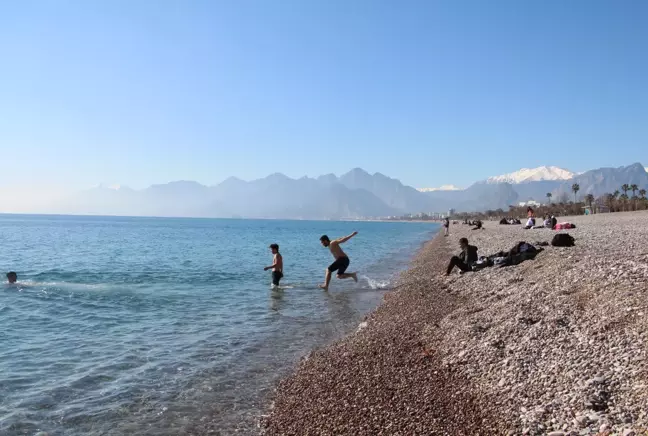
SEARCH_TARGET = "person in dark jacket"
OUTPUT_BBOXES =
[446,238,478,275]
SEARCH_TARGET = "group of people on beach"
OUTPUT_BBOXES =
[264,232,359,291]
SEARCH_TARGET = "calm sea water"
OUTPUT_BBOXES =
[0,215,437,435]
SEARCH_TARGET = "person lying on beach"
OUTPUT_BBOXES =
[6,272,17,284]
[319,232,359,291]
[471,220,483,230]
[264,244,283,287]
[446,238,478,275]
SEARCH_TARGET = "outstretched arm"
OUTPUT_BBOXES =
[335,231,358,244]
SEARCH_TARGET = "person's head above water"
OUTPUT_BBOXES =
[269,243,279,254]
[6,272,17,284]
[459,238,469,249]
[319,235,330,247]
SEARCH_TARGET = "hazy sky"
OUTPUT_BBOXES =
[1,0,646,191]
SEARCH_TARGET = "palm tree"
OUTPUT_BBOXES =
[546,192,552,204]
[604,193,615,212]
[584,194,595,214]
[640,189,647,199]
[621,184,630,212]
[620,193,629,211]
[622,184,630,197]
[613,190,620,198]
[630,184,639,211]
[572,183,580,203]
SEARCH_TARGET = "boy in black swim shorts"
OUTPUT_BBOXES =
[264,244,283,286]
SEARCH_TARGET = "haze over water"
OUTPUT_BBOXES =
[0,215,437,435]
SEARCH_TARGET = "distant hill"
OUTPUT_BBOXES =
[45,162,647,218]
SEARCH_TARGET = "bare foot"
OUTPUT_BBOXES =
[318,284,329,291]
[352,272,358,283]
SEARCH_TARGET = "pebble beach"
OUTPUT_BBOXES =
[261,211,648,436]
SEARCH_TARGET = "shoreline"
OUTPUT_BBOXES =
[261,227,504,435]
[261,211,648,435]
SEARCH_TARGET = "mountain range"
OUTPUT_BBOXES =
[485,166,576,184]
[43,163,648,219]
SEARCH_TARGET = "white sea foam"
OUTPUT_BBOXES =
[363,276,391,289]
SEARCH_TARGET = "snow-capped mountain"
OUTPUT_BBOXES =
[486,166,575,184]
[418,185,462,192]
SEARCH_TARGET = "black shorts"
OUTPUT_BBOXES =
[272,271,283,286]
[328,256,350,275]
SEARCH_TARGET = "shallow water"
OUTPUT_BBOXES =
[0,215,437,435]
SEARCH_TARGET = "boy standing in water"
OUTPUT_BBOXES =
[319,232,358,291]
[264,244,283,287]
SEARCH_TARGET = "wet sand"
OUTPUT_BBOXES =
[261,211,648,435]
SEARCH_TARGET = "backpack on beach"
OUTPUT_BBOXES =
[551,233,575,247]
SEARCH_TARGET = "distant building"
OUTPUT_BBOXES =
[517,200,541,207]
[448,208,456,217]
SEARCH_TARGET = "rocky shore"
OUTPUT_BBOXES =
[262,212,648,435]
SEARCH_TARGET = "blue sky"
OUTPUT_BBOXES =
[0,0,646,190]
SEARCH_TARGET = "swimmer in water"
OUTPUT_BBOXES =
[6,272,17,284]
[318,232,358,291]
[264,243,283,287]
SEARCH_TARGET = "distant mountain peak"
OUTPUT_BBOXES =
[418,185,462,192]
[487,166,575,184]
[94,183,131,191]
[265,172,290,180]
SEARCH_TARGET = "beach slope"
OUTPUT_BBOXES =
[262,212,648,435]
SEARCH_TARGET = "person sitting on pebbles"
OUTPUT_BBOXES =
[445,238,478,276]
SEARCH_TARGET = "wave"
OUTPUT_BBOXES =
[362,276,391,290]
[19,279,117,292]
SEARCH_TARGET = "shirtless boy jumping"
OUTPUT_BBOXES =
[319,232,358,291]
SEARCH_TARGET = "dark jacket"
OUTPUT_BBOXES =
[460,245,478,264]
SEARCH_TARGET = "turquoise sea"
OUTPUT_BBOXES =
[0,215,438,435]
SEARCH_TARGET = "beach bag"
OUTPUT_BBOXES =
[551,233,575,247]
